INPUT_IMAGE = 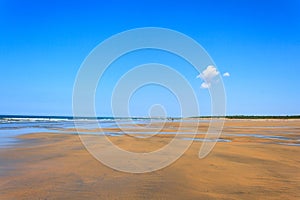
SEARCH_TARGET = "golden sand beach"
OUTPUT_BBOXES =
[0,119,299,199]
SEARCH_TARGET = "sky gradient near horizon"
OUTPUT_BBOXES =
[0,0,299,116]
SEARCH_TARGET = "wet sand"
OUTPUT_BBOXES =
[0,119,300,199]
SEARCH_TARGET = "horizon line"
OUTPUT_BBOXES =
[1,114,300,119]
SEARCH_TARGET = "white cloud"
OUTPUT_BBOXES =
[197,65,220,89]
[223,72,230,77]
[201,82,210,88]
[197,65,219,81]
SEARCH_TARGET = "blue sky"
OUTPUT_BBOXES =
[0,0,299,116]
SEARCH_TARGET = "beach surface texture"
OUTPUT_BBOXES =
[0,119,299,199]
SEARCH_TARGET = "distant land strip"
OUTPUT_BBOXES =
[190,115,300,119]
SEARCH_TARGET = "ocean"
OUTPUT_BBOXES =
[0,115,157,148]
[0,115,184,148]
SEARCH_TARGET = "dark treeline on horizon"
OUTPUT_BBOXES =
[192,115,300,119]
